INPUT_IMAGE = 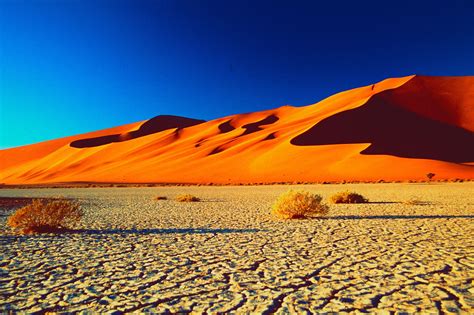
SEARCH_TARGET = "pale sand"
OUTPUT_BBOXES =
[1,183,473,313]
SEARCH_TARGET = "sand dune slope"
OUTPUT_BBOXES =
[1,75,473,184]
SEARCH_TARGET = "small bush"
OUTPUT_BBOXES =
[7,199,83,234]
[330,191,368,204]
[176,194,200,202]
[155,196,168,200]
[272,190,328,219]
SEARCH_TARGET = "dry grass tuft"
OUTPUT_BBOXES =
[272,190,328,219]
[330,191,368,204]
[155,196,168,201]
[176,194,201,202]
[7,199,83,234]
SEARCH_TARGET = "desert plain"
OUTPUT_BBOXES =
[0,182,473,313]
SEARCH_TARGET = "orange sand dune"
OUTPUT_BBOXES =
[1,75,473,184]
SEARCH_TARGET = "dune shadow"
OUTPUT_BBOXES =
[290,93,474,163]
[218,120,236,133]
[319,215,474,220]
[70,115,205,148]
[262,132,277,141]
[208,115,279,156]
[241,114,279,136]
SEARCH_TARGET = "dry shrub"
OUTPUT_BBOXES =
[176,194,200,202]
[155,196,168,200]
[272,190,328,219]
[7,199,83,234]
[330,191,368,204]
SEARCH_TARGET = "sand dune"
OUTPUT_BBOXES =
[1,75,473,184]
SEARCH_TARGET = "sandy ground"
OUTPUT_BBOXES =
[1,183,473,313]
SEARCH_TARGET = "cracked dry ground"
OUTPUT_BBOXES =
[1,183,473,313]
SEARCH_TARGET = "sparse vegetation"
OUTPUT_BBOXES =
[155,196,168,200]
[7,199,83,234]
[426,172,436,181]
[176,194,201,202]
[271,190,328,219]
[330,191,368,204]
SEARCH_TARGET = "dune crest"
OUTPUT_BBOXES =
[1,75,473,184]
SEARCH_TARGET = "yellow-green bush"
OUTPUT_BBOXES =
[7,199,83,234]
[272,190,328,219]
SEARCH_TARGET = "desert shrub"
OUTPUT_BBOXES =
[155,196,168,200]
[175,194,200,202]
[330,191,368,204]
[271,190,329,219]
[7,199,83,234]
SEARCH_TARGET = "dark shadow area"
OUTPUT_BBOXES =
[208,116,279,155]
[70,115,205,148]
[194,137,207,148]
[209,146,225,156]
[218,120,236,133]
[290,94,474,163]
[317,215,474,220]
[262,132,276,141]
[241,115,279,136]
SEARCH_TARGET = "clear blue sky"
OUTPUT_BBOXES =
[1,0,473,148]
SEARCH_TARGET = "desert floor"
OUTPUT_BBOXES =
[1,183,473,313]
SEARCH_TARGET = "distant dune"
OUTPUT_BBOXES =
[1,75,473,184]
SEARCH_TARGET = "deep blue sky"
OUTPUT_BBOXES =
[1,0,473,148]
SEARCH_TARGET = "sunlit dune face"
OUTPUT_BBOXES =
[1,75,473,184]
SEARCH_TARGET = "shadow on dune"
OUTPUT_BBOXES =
[218,120,236,133]
[208,115,279,156]
[70,115,205,148]
[319,215,474,220]
[241,114,279,136]
[291,94,474,163]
